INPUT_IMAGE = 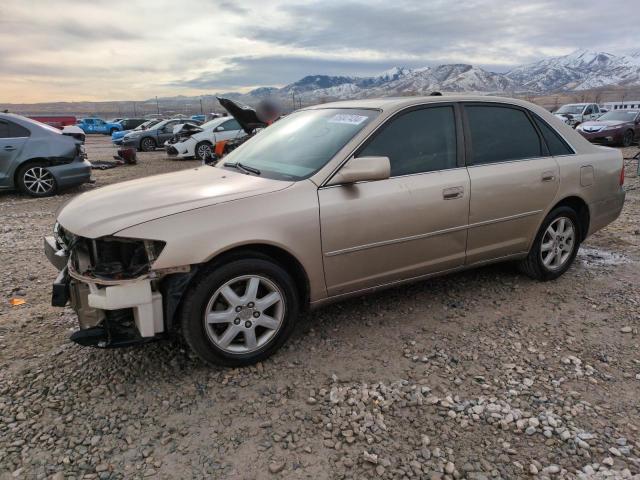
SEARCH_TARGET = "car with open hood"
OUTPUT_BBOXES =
[1,113,91,196]
[164,116,246,160]
[576,109,639,146]
[45,96,625,366]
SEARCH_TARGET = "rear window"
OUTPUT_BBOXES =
[532,115,574,156]
[466,105,542,165]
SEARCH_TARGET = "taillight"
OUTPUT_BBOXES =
[619,163,625,186]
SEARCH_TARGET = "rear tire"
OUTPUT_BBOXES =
[181,256,300,367]
[518,206,580,281]
[16,162,58,197]
[140,137,156,152]
[109,128,117,136]
[621,129,634,147]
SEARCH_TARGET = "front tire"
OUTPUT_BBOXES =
[140,137,156,152]
[195,141,214,161]
[518,206,580,281]
[181,257,300,367]
[621,130,634,147]
[16,162,58,197]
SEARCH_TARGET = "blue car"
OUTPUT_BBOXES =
[77,118,123,135]
[111,119,161,145]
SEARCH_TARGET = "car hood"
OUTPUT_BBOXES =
[218,97,267,134]
[57,167,293,238]
[580,120,625,128]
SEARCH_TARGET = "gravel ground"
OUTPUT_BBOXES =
[0,136,639,480]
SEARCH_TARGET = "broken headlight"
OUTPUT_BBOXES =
[70,236,166,280]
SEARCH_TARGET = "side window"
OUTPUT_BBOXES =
[8,121,30,138]
[358,106,457,176]
[593,105,599,113]
[223,119,242,131]
[84,119,94,125]
[466,105,542,165]
[532,115,574,156]
[0,121,10,138]
[584,106,593,115]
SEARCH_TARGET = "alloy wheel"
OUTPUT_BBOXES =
[540,216,575,270]
[23,167,55,195]
[197,144,212,160]
[203,275,285,354]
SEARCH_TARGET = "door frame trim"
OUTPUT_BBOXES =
[324,209,541,257]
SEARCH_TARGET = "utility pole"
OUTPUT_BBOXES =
[156,96,160,115]
[199,98,204,115]
[133,102,137,116]
[292,92,296,111]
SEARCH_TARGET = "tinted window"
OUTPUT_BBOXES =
[466,105,542,165]
[359,106,457,176]
[584,106,593,115]
[0,121,9,138]
[532,115,574,156]
[8,121,30,137]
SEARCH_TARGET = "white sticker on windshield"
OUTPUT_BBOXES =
[328,114,368,125]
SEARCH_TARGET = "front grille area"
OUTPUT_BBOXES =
[59,226,164,281]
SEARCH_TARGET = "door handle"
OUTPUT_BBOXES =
[541,171,556,182]
[4,146,16,151]
[443,186,464,200]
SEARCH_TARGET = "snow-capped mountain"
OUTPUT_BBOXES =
[505,50,640,92]
[226,50,640,104]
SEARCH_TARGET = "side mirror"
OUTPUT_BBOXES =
[215,126,224,132]
[326,156,390,186]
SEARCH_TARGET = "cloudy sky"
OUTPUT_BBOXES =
[1,0,638,103]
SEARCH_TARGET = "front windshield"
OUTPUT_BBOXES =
[598,110,638,121]
[556,105,584,114]
[220,108,379,180]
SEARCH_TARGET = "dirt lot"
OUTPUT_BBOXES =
[0,136,639,480]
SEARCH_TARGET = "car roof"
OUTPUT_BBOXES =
[303,95,557,113]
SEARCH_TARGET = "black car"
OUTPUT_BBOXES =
[117,118,148,131]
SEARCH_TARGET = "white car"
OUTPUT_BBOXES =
[165,117,245,160]
[553,103,602,127]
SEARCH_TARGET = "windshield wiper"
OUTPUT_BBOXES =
[223,161,261,175]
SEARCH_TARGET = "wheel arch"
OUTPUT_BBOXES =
[203,243,311,308]
[550,195,590,241]
[13,157,55,186]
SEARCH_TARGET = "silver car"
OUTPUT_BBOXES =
[0,113,91,197]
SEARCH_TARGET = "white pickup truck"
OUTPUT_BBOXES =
[554,103,603,127]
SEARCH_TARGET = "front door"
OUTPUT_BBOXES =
[319,104,470,297]
[462,103,560,264]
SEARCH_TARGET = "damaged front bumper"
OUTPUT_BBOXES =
[44,233,165,348]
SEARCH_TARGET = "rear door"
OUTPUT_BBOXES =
[319,104,470,296]
[215,119,245,141]
[462,103,560,264]
[0,120,30,187]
